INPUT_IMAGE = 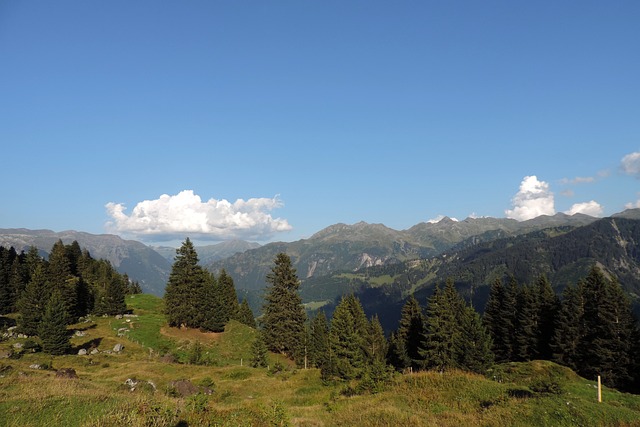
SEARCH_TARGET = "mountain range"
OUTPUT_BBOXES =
[2,209,639,326]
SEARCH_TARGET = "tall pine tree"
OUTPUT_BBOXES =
[396,295,426,370]
[39,290,71,355]
[261,253,307,360]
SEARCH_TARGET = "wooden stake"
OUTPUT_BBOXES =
[597,376,602,403]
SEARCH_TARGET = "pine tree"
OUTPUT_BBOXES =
[0,247,17,314]
[308,311,329,369]
[536,275,559,360]
[47,240,78,324]
[551,283,585,370]
[324,295,367,380]
[17,264,50,336]
[236,298,256,328]
[39,290,71,355]
[202,273,226,332]
[218,269,239,323]
[577,267,636,390]
[164,238,210,328]
[386,332,410,371]
[421,281,463,372]
[368,315,388,365]
[458,304,494,374]
[396,295,426,370]
[261,253,307,360]
[515,284,540,361]
[483,278,517,362]
[250,330,269,368]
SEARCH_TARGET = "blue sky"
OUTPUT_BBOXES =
[1,1,639,244]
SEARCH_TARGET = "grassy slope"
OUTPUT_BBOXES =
[0,294,638,426]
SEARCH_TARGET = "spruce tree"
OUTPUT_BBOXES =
[396,295,426,369]
[236,298,256,328]
[368,315,388,365]
[536,275,558,360]
[483,277,517,362]
[387,332,411,371]
[261,253,306,360]
[551,283,585,370]
[325,295,366,380]
[308,310,329,369]
[202,273,226,332]
[17,264,50,336]
[421,281,463,372]
[47,240,78,324]
[515,284,540,361]
[458,304,494,374]
[250,330,269,368]
[164,238,210,328]
[218,269,239,323]
[39,290,71,355]
[577,267,636,390]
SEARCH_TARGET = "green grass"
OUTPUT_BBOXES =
[1,296,640,426]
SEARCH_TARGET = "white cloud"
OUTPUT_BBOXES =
[559,176,595,185]
[505,176,556,221]
[105,190,292,241]
[427,215,459,223]
[621,152,640,177]
[564,200,603,217]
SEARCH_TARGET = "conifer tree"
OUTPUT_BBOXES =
[324,295,366,380]
[47,240,79,324]
[458,304,494,374]
[0,247,17,314]
[39,290,71,355]
[551,283,585,370]
[250,330,269,368]
[515,284,540,361]
[577,267,636,390]
[17,264,50,336]
[536,275,559,359]
[368,315,388,368]
[421,281,463,372]
[308,310,329,369]
[236,298,256,328]
[261,253,307,360]
[202,272,226,332]
[483,277,517,362]
[164,238,210,328]
[218,269,239,323]
[387,332,411,371]
[396,295,426,369]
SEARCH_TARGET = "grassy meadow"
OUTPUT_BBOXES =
[1,294,639,426]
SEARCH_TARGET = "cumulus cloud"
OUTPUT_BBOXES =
[105,190,292,241]
[621,152,640,177]
[505,176,556,221]
[625,193,640,210]
[564,201,603,217]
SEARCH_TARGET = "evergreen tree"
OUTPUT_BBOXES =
[387,331,410,371]
[483,278,517,362]
[201,272,226,332]
[577,267,636,390]
[536,275,559,360]
[103,274,127,315]
[17,264,50,336]
[218,269,239,323]
[324,294,367,380]
[308,311,329,369]
[0,247,17,314]
[250,330,269,368]
[236,298,256,328]
[368,315,388,365]
[39,290,71,355]
[458,304,494,374]
[47,240,78,324]
[164,238,210,328]
[551,283,585,370]
[396,295,426,369]
[515,284,540,361]
[421,281,463,372]
[261,253,307,360]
